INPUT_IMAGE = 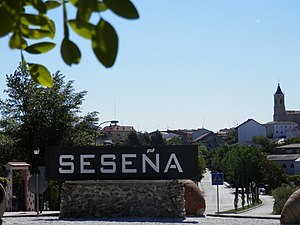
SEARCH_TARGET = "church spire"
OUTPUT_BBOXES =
[273,83,285,122]
[275,83,283,95]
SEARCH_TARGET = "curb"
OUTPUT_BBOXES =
[206,213,280,220]
[2,211,60,217]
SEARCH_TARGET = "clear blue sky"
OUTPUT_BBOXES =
[1,0,300,132]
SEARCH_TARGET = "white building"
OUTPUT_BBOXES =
[236,119,266,143]
[287,127,300,139]
[267,154,300,175]
[265,121,297,139]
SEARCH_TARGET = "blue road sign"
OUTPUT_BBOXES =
[211,172,224,185]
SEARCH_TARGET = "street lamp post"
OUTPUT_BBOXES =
[94,120,118,146]
[33,148,40,217]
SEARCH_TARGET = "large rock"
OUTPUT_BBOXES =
[180,180,205,216]
[60,180,186,218]
[281,188,300,224]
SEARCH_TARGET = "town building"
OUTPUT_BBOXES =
[273,84,300,126]
[165,129,193,144]
[236,119,266,143]
[192,132,225,149]
[272,143,300,154]
[192,128,213,141]
[102,124,135,144]
[265,121,297,139]
[287,127,300,139]
[267,154,300,175]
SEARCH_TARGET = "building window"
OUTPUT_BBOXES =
[282,164,286,168]
[291,164,295,169]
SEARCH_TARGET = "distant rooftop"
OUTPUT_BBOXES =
[275,143,300,149]
[267,154,300,161]
[286,110,300,115]
[265,121,298,125]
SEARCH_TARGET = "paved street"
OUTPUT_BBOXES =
[1,216,280,225]
[199,169,276,216]
[199,169,241,214]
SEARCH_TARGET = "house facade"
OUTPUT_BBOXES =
[102,124,135,143]
[236,119,266,143]
[267,154,300,175]
[192,132,225,149]
[265,121,297,139]
[272,143,300,154]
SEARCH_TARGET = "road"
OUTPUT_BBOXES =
[199,169,275,216]
[1,216,280,225]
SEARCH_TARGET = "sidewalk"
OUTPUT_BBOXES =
[3,211,59,217]
[207,212,280,220]
[2,210,280,220]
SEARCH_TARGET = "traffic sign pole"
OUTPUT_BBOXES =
[211,172,224,214]
[216,185,219,214]
[36,173,39,217]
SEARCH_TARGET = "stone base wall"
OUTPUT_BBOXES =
[60,180,185,218]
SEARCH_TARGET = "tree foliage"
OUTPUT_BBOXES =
[126,130,165,146]
[0,64,98,165]
[272,184,298,214]
[287,175,300,187]
[0,0,139,86]
[284,137,300,145]
[197,145,208,181]
[209,145,286,209]
[252,136,276,153]
[0,133,18,173]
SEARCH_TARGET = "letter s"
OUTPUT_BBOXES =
[59,155,74,174]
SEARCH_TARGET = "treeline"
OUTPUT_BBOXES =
[208,145,286,210]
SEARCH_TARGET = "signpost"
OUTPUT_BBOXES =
[46,145,198,180]
[211,172,224,214]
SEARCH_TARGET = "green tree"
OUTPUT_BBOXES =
[287,175,300,187]
[0,133,18,172]
[126,131,150,146]
[166,137,182,145]
[261,160,287,191]
[207,145,231,172]
[127,131,141,146]
[0,64,98,165]
[197,144,207,181]
[252,136,276,153]
[284,137,300,145]
[150,130,164,145]
[0,0,139,86]
[272,184,298,214]
[210,145,285,209]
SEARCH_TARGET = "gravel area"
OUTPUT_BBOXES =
[1,216,280,225]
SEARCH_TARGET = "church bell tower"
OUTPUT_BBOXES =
[273,83,285,122]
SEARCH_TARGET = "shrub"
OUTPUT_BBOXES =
[272,184,298,214]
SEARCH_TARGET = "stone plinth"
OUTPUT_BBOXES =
[60,180,185,218]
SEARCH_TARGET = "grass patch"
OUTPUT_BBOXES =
[223,200,262,213]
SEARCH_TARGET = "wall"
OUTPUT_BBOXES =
[237,119,266,143]
[60,180,185,218]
